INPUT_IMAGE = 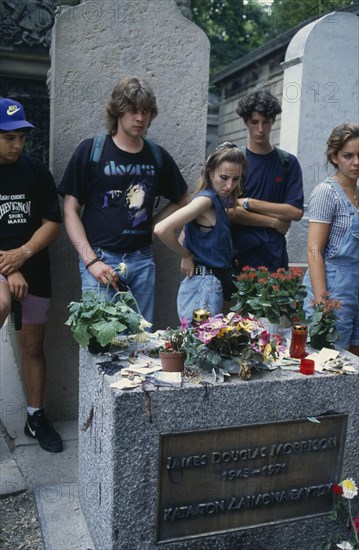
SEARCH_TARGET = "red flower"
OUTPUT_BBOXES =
[332,484,344,495]
[353,515,359,533]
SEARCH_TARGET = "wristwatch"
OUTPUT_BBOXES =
[242,198,251,211]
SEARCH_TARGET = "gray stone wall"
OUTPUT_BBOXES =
[281,11,359,265]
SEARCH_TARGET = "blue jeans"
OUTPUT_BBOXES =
[177,274,223,322]
[79,246,155,324]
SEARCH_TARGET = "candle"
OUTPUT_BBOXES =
[300,358,315,375]
[290,323,308,359]
[192,308,211,326]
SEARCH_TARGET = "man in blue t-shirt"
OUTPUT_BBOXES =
[59,77,188,324]
[229,90,304,273]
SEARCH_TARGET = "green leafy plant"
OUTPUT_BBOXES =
[65,267,150,348]
[323,478,359,550]
[308,291,342,346]
[231,266,307,325]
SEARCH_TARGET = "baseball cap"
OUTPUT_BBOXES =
[0,98,35,131]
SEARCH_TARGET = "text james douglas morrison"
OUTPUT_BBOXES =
[162,435,337,522]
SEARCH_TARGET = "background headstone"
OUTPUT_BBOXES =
[45,0,209,419]
[280,11,359,265]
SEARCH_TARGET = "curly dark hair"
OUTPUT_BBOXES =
[236,90,282,122]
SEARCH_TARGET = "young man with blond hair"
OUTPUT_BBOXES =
[59,77,188,324]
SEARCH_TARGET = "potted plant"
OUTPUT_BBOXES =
[159,319,194,372]
[231,266,307,330]
[65,268,151,354]
[307,292,342,349]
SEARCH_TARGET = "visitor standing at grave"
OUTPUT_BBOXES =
[59,77,188,325]
[154,143,247,320]
[303,123,359,355]
[229,90,304,273]
[0,98,63,452]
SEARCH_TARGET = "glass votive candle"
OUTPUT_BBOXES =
[300,358,315,375]
[290,323,308,359]
[192,308,210,326]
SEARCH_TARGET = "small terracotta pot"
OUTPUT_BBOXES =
[159,351,185,373]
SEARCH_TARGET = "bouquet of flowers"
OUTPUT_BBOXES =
[308,291,342,348]
[185,312,284,381]
[232,266,307,325]
[323,477,359,549]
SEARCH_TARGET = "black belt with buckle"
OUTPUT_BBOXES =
[194,265,213,276]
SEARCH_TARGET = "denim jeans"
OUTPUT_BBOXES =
[177,274,223,321]
[79,246,155,324]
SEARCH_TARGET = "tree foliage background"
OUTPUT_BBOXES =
[191,0,355,74]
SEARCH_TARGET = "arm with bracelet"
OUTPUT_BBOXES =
[63,195,119,290]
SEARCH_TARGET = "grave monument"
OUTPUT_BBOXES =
[280,11,359,265]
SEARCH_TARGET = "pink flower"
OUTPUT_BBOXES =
[180,318,190,332]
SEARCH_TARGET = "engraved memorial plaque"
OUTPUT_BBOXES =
[157,414,347,542]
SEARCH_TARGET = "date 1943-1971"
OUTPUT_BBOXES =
[222,462,287,481]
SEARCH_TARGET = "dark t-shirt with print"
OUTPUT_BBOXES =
[58,136,188,252]
[0,154,62,297]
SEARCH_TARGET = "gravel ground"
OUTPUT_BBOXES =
[0,491,44,549]
[0,421,44,549]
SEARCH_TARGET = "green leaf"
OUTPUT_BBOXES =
[72,325,91,347]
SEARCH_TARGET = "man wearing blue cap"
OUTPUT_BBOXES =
[0,98,63,453]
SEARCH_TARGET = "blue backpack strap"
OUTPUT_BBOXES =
[89,134,163,173]
[144,138,163,208]
[275,147,290,185]
[90,134,106,166]
[240,145,247,157]
[143,137,163,172]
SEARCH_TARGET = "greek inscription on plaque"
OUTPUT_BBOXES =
[157,415,347,542]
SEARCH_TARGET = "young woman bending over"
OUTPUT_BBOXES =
[154,143,247,320]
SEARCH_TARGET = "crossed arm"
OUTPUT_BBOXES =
[228,198,303,234]
[0,220,60,300]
